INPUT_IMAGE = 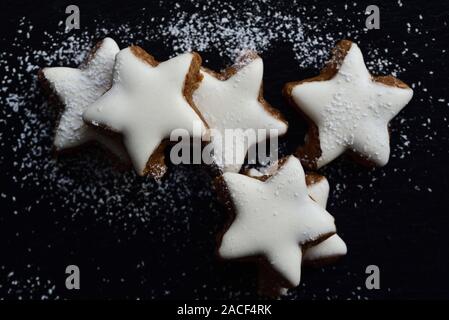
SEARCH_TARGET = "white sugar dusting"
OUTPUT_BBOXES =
[0,1,443,299]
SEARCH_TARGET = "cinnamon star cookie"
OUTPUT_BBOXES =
[284,40,413,169]
[39,38,128,161]
[217,156,336,290]
[83,47,207,178]
[193,52,287,173]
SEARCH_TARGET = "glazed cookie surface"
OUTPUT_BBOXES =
[83,47,207,178]
[302,175,347,265]
[247,169,347,265]
[284,40,413,169]
[193,52,287,173]
[218,156,336,288]
[39,38,128,160]
[247,168,347,296]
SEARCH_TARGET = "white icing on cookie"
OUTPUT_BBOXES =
[83,48,206,176]
[219,156,336,287]
[307,175,330,208]
[246,168,265,177]
[303,234,347,262]
[290,42,413,168]
[42,38,127,159]
[260,231,347,297]
[247,169,347,264]
[246,167,346,296]
[302,177,347,263]
[193,55,287,173]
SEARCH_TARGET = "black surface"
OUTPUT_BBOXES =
[0,0,448,300]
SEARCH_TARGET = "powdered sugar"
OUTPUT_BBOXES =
[0,0,445,300]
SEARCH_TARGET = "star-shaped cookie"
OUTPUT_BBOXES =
[218,156,336,288]
[284,40,413,169]
[247,168,347,296]
[83,46,207,178]
[39,37,128,160]
[193,52,287,173]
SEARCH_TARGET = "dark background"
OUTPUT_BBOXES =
[0,0,448,300]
